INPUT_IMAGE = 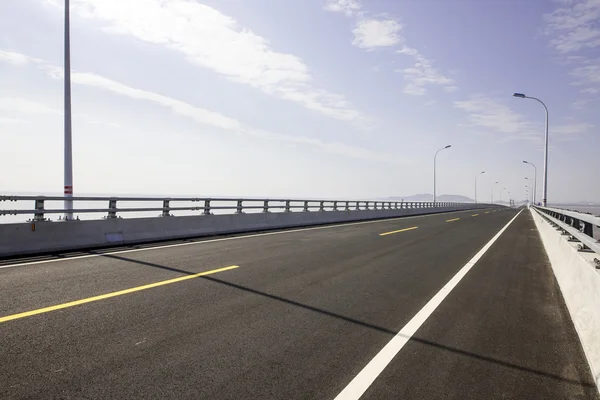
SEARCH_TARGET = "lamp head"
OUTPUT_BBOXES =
[445,145,452,149]
[513,93,526,98]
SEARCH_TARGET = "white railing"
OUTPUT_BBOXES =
[533,205,600,263]
[0,195,492,222]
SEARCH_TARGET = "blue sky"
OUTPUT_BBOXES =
[0,0,598,202]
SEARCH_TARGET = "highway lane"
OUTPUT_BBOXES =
[1,207,594,399]
[359,210,598,400]
[0,207,504,316]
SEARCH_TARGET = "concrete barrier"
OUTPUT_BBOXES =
[1,206,477,258]
[531,208,600,391]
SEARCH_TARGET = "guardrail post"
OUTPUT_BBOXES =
[582,221,594,237]
[162,200,171,217]
[33,199,45,222]
[285,200,291,212]
[365,201,369,210]
[263,200,269,213]
[107,199,117,219]
[320,201,325,211]
[236,200,243,214]
[345,201,350,211]
[356,201,360,211]
[204,200,211,215]
[304,201,309,212]
[333,201,338,211]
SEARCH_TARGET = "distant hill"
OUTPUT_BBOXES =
[382,194,475,203]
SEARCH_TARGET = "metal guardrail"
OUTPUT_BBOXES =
[0,195,491,222]
[533,206,600,262]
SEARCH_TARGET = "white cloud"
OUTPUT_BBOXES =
[324,1,456,95]
[41,0,368,125]
[581,87,599,94]
[1,49,398,165]
[545,0,600,53]
[397,46,419,56]
[0,50,42,66]
[455,96,593,142]
[324,0,362,17]
[454,97,535,137]
[551,122,593,135]
[571,63,600,84]
[352,19,403,49]
[398,52,454,96]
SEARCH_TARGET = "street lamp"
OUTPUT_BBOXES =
[513,93,549,206]
[523,160,537,205]
[433,145,451,204]
[525,177,534,204]
[64,0,74,220]
[475,171,485,204]
[491,181,499,204]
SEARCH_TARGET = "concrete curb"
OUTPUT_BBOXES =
[531,208,600,392]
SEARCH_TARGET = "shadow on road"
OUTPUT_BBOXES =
[98,252,597,391]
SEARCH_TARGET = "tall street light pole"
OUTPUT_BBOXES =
[433,145,451,204]
[525,177,533,204]
[513,93,549,206]
[491,181,498,204]
[523,160,537,205]
[64,0,74,220]
[475,171,485,204]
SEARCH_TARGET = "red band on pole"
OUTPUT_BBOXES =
[64,186,73,195]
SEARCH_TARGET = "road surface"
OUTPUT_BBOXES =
[1,207,597,399]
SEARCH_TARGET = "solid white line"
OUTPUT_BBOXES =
[333,209,523,400]
[0,208,497,270]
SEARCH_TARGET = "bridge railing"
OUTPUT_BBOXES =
[0,195,485,222]
[533,205,600,260]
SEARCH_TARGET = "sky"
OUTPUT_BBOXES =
[0,0,598,203]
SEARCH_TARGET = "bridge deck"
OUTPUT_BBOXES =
[1,208,597,399]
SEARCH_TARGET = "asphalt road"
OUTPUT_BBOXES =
[0,207,597,399]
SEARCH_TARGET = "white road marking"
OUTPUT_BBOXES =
[333,209,523,400]
[0,208,500,270]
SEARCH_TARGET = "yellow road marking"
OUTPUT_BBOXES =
[0,265,240,324]
[485,211,490,214]
[446,218,460,222]
[472,214,479,217]
[379,226,418,236]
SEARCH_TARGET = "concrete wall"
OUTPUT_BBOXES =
[531,208,600,391]
[1,206,483,258]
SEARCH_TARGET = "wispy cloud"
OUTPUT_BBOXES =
[454,97,539,141]
[571,62,600,85]
[323,0,362,17]
[544,0,600,110]
[397,48,455,96]
[1,49,401,165]
[454,96,593,142]
[551,122,594,136]
[324,2,457,95]
[41,0,369,125]
[352,19,402,49]
[0,50,43,66]
[544,0,600,53]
